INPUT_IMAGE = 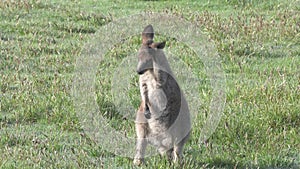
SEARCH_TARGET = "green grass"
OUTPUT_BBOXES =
[1,0,299,168]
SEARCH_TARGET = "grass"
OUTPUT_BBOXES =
[0,0,299,168]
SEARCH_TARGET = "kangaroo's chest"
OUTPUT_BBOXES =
[139,71,158,100]
[139,71,168,115]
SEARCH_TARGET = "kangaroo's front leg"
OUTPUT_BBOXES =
[134,102,149,166]
[144,104,151,119]
[141,83,151,119]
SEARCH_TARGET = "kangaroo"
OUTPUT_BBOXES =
[134,25,191,166]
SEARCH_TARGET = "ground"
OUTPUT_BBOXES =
[0,0,299,168]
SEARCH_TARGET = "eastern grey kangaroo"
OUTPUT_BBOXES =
[134,25,191,165]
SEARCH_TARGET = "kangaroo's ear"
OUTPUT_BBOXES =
[151,41,166,49]
[142,25,154,45]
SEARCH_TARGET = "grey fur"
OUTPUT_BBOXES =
[134,25,191,166]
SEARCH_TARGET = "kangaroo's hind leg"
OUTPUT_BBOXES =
[173,131,190,164]
[134,102,149,166]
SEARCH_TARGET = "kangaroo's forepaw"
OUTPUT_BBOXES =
[144,109,151,119]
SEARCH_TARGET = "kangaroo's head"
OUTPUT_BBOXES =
[136,25,166,75]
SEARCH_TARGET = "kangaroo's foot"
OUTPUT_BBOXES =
[133,158,145,166]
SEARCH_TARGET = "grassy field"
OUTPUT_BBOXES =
[1,0,299,168]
